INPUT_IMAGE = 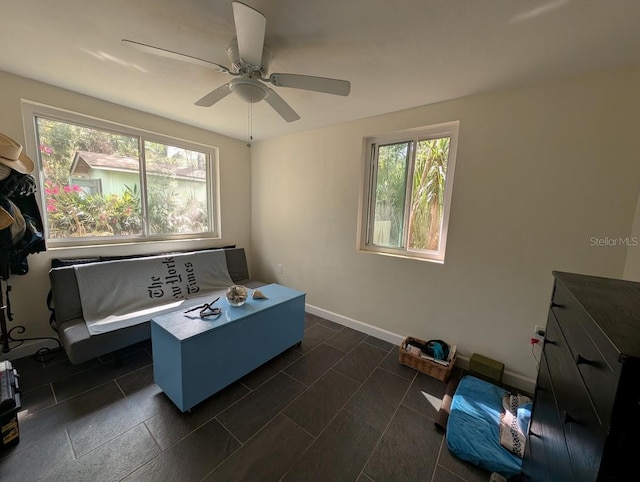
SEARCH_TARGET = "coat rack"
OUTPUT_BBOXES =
[0,256,61,361]
[0,186,61,361]
[0,133,61,360]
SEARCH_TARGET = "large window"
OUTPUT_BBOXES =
[22,103,218,246]
[359,121,459,262]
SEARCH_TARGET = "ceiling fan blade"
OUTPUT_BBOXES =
[195,84,232,107]
[264,88,300,122]
[232,2,266,67]
[269,73,351,96]
[122,39,230,73]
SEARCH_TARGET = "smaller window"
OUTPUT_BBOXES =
[70,177,102,195]
[359,121,459,262]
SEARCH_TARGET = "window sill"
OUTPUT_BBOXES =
[357,246,445,264]
[46,234,222,251]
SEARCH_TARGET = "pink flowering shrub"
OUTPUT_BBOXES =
[39,144,54,155]
[44,181,142,238]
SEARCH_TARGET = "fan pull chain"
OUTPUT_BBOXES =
[247,102,250,148]
[246,89,254,148]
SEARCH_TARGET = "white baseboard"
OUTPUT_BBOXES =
[305,304,405,346]
[305,303,536,394]
[0,338,61,362]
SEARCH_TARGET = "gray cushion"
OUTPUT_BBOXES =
[58,317,150,364]
[49,266,82,326]
[225,248,250,282]
[49,247,256,364]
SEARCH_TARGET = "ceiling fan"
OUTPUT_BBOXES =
[122,1,351,122]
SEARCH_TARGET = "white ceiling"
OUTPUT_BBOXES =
[1,0,639,141]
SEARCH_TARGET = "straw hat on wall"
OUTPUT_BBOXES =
[0,132,35,231]
[0,206,13,230]
[0,132,34,179]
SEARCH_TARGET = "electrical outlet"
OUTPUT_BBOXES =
[530,324,545,345]
[277,264,284,275]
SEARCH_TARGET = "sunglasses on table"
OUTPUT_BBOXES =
[184,297,221,318]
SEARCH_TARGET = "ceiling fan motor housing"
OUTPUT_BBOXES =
[229,77,268,103]
[227,38,270,76]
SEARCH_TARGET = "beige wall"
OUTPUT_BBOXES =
[2,67,638,384]
[0,70,251,348]
[251,67,640,383]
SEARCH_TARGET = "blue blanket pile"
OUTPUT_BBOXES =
[446,375,529,478]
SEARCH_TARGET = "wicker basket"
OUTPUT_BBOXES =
[399,336,456,382]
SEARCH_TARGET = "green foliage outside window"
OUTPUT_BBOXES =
[45,182,142,238]
[374,142,409,247]
[37,118,209,240]
[373,137,450,251]
[409,138,449,251]
[144,140,208,235]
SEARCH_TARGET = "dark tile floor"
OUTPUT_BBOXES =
[0,313,491,482]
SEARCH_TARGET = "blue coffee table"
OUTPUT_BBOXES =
[151,283,305,412]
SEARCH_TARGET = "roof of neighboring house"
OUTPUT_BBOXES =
[69,151,206,181]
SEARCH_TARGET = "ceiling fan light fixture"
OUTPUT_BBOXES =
[229,77,268,103]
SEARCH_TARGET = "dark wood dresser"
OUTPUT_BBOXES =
[521,271,640,481]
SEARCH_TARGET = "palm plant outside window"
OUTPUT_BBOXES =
[360,122,458,262]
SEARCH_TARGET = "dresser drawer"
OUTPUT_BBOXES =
[544,311,605,482]
[526,272,640,482]
[524,352,573,481]
[551,282,621,422]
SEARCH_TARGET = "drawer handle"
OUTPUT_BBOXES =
[575,354,595,366]
[551,302,562,308]
[563,411,579,425]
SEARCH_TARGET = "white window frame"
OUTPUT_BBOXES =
[357,121,459,263]
[21,101,221,248]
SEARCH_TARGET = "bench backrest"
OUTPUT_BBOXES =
[49,247,250,328]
